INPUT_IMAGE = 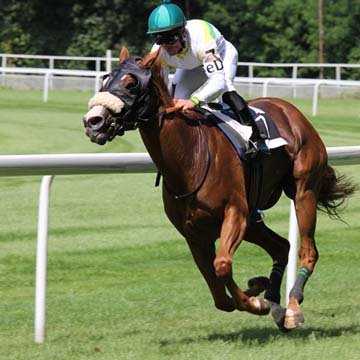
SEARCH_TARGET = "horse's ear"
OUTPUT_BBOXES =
[119,47,130,63]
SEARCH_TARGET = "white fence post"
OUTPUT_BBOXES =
[43,72,50,103]
[286,200,299,304]
[292,65,298,98]
[106,50,112,73]
[312,82,321,116]
[1,55,6,86]
[34,175,54,344]
[95,73,102,93]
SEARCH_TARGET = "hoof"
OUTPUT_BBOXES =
[284,297,305,330]
[249,297,270,316]
[265,300,290,333]
[284,309,305,330]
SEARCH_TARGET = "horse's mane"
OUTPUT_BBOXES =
[141,50,174,108]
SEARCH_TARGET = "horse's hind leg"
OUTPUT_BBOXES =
[285,163,320,329]
[186,237,235,312]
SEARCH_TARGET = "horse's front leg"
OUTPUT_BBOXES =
[214,204,270,315]
[245,217,290,331]
[185,237,235,312]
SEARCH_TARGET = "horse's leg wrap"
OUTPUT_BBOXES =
[264,262,286,304]
[289,267,310,304]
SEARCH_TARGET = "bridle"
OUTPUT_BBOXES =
[100,57,155,134]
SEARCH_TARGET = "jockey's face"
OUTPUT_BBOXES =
[155,28,185,56]
[161,40,183,56]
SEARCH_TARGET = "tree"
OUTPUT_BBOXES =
[0,0,359,77]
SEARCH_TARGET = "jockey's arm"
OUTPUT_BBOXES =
[194,50,226,104]
[175,50,226,111]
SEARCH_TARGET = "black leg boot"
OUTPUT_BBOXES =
[222,91,270,156]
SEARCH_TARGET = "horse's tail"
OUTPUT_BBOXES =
[317,165,357,220]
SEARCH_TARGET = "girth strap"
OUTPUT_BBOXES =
[247,159,263,221]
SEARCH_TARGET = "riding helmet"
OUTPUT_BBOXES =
[147,0,186,34]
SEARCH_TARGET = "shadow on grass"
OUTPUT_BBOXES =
[207,324,360,343]
[159,325,360,347]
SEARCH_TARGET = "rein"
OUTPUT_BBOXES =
[157,108,212,200]
[156,105,182,118]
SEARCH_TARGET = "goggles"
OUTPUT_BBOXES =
[155,33,181,45]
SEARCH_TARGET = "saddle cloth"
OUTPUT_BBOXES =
[202,104,288,160]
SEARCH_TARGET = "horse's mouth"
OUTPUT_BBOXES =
[83,105,117,145]
[84,126,109,145]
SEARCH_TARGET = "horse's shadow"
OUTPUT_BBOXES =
[159,325,359,347]
[207,325,359,343]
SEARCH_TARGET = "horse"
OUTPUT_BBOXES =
[82,47,355,331]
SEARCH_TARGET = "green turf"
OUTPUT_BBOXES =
[0,89,359,359]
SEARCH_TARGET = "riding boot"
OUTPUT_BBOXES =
[222,91,270,156]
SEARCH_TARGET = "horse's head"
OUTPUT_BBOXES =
[83,48,164,145]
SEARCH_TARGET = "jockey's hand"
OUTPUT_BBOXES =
[174,99,196,112]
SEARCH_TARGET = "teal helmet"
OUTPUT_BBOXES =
[147,0,186,35]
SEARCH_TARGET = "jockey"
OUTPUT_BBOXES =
[147,0,269,155]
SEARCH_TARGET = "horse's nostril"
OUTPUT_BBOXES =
[88,116,105,130]
[89,116,102,125]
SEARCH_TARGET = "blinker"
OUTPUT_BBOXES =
[100,57,152,113]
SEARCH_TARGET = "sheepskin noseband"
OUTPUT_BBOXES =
[88,91,125,114]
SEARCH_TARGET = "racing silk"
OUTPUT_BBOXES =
[153,19,238,103]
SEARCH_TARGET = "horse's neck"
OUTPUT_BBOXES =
[140,116,203,193]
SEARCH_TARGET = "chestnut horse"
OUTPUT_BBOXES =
[83,48,355,331]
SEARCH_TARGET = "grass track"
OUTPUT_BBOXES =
[0,89,359,359]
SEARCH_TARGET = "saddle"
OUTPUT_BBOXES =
[196,103,287,161]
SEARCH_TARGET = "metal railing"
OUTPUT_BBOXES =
[2,51,360,80]
[238,62,360,81]
[234,76,360,115]
[1,66,359,115]
[0,51,113,72]
[0,67,106,101]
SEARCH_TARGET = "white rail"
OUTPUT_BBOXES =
[0,67,106,101]
[238,62,360,81]
[2,52,360,81]
[0,153,155,176]
[234,76,360,116]
[2,67,360,115]
[0,52,114,72]
[0,147,359,343]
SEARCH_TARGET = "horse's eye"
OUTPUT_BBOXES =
[125,75,139,90]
